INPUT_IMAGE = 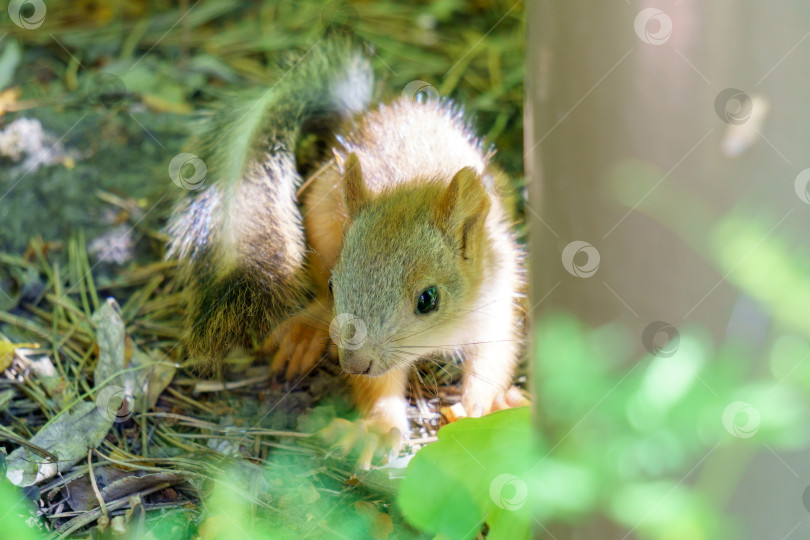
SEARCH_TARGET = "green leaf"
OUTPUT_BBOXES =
[0,480,45,539]
[397,407,533,540]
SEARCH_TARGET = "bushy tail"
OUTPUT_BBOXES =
[166,38,373,370]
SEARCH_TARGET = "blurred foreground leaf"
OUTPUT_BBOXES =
[0,479,44,540]
[397,407,533,540]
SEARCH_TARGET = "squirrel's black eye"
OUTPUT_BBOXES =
[328,278,334,294]
[416,286,439,314]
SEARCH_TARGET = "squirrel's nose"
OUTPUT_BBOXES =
[340,350,373,375]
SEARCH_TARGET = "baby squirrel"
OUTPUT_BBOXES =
[167,38,526,460]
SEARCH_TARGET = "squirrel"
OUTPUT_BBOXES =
[167,38,527,464]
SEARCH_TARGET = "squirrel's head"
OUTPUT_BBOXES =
[330,153,491,376]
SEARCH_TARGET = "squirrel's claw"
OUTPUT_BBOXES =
[267,315,329,380]
[319,417,403,470]
[498,386,531,409]
[461,385,529,419]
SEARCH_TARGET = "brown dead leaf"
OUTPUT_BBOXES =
[66,466,183,512]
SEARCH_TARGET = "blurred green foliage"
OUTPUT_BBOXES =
[400,308,806,539]
[0,467,46,540]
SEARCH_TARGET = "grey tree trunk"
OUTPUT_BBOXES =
[527,0,810,537]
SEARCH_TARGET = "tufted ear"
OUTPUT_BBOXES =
[342,153,369,218]
[433,167,491,259]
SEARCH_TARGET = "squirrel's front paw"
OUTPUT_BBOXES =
[265,315,329,380]
[460,385,529,418]
[318,417,405,470]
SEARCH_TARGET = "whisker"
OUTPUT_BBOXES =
[391,324,434,343]
[394,339,522,349]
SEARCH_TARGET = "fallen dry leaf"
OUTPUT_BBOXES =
[5,401,114,486]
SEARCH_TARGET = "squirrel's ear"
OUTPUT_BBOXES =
[433,167,491,259]
[342,153,369,218]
